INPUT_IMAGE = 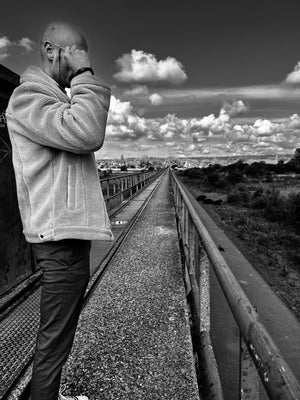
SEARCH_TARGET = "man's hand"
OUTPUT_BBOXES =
[63,45,92,74]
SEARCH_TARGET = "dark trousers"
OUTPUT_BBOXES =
[30,239,91,400]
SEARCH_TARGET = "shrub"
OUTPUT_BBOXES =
[265,172,273,183]
[227,192,240,204]
[250,187,266,209]
[252,187,264,198]
[183,168,203,178]
[227,171,244,185]
[284,191,300,228]
[245,163,261,178]
[227,189,250,205]
[263,189,286,222]
[251,196,267,209]
[207,172,221,186]
[102,170,111,178]
[237,184,245,192]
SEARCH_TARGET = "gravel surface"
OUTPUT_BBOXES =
[61,172,199,400]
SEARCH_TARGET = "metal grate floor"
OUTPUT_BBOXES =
[0,287,41,398]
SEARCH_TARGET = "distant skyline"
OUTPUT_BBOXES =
[1,0,300,158]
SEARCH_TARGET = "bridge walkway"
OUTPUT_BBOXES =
[60,170,199,400]
[1,170,200,400]
[62,174,199,400]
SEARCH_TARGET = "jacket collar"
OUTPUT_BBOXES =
[21,66,69,98]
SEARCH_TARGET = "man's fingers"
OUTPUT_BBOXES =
[52,48,61,63]
[62,46,91,72]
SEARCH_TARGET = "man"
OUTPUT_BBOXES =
[6,21,113,400]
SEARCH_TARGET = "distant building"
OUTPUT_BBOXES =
[183,159,199,169]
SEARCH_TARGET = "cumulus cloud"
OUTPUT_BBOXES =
[190,100,248,143]
[113,49,187,84]
[252,119,278,136]
[107,98,249,146]
[189,102,300,155]
[0,35,35,61]
[220,100,249,116]
[0,36,10,48]
[123,85,149,97]
[285,62,300,85]
[108,96,133,125]
[0,36,10,61]
[149,93,164,106]
[17,37,35,52]
[106,96,299,157]
[107,96,148,140]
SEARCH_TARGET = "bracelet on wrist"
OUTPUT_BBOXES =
[71,67,94,80]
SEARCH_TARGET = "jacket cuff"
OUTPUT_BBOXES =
[71,73,111,91]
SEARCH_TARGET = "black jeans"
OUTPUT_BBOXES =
[30,239,91,400]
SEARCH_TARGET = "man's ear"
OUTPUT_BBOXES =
[43,41,55,61]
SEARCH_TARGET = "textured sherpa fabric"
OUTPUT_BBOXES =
[6,66,113,243]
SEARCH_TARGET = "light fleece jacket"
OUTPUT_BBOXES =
[6,65,114,243]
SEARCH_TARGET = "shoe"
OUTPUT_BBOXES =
[59,384,89,400]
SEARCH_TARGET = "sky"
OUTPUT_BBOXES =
[2,0,300,159]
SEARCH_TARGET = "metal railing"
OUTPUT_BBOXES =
[170,169,300,400]
[99,169,163,211]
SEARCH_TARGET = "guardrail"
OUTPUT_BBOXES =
[170,169,300,400]
[99,169,163,211]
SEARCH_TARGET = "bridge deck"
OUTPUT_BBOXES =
[2,172,199,400]
[60,171,199,400]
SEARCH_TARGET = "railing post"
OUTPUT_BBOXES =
[106,179,110,209]
[120,177,124,202]
[180,193,185,234]
[184,207,189,250]
[186,218,196,297]
[176,187,181,222]
[130,176,133,196]
[199,245,210,331]
[99,170,163,213]
[240,335,262,400]
[177,192,182,235]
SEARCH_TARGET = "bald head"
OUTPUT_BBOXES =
[41,22,88,52]
[40,22,90,88]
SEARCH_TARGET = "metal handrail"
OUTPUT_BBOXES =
[99,170,150,183]
[170,169,300,400]
[99,169,163,211]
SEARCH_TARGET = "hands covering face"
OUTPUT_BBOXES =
[62,45,92,74]
[50,43,92,87]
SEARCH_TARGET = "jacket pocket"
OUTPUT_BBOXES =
[67,165,76,209]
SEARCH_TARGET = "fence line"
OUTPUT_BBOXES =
[99,170,163,211]
[170,169,300,400]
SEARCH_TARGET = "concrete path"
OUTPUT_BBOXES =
[61,172,200,400]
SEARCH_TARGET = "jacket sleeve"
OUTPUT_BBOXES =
[7,74,111,154]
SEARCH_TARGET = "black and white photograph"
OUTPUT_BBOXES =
[0,1,300,399]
